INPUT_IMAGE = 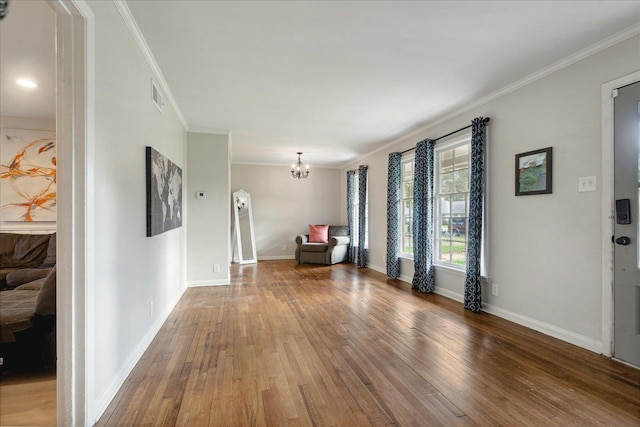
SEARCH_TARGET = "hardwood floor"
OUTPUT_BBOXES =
[0,369,56,426]
[97,261,640,426]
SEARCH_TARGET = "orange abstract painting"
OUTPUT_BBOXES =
[0,128,57,221]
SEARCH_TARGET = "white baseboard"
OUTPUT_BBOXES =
[258,255,295,261]
[187,279,230,287]
[366,265,601,354]
[482,302,602,353]
[93,286,185,422]
[366,263,386,275]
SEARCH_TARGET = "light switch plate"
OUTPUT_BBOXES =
[578,176,597,192]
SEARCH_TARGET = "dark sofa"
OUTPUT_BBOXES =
[0,232,56,289]
[0,265,56,370]
[0,233,57,370]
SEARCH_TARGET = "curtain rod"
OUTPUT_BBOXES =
[398,117,490,155]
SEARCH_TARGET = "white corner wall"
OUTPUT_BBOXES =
[340,35,640,353]
[186,132,230,286]
[231,164,342,259]
[87,1,187,420]
[0,116,56,233]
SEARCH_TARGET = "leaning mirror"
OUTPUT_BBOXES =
[232,189,257,264]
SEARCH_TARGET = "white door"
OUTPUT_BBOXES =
[613,80,640,367]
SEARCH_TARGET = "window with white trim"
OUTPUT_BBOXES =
[350,174,359,247]
[400,157,414,257]
[397,134,487,274]
[435,138,470,269]
[350,173,369,250]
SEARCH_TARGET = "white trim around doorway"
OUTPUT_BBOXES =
[47,0,94,425]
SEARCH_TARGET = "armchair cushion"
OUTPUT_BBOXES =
[328,225,349,237]
[330,236,350,246]
[301,243,329,253]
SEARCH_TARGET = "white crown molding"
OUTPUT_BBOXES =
[113,0,187,128]
[187,126,231,136]
[339,23,640,170]
[232,161,341,169]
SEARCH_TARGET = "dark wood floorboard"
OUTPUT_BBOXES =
[96,261,640,426]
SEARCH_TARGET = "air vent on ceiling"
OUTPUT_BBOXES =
[151,79,164,112]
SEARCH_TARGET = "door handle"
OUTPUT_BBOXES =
[615,236,631,245]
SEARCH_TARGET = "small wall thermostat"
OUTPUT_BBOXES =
[196,191,207,200]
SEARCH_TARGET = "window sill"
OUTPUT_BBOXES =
[434,263,466,277]
[399,254,414,261]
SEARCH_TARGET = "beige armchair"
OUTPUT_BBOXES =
[295,225,350,265]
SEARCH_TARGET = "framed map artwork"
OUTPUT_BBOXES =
[146,146,182,237]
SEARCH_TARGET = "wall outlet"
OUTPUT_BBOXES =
[149,299,154,317]
[282,244,287,251]
[491,283,499,296]
[214,264,221,273]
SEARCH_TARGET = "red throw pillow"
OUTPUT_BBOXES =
[309,224,329,243]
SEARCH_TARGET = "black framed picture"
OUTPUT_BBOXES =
[146,146,182,236]
[515,147,552,196]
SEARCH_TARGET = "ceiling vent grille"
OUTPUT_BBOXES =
[151,79,163,112]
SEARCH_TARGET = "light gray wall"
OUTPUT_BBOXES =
[186,132,230,285]
[340,35,640,352]
[88,0,187,414]
[0,115,56,233]
[231,164,342,259]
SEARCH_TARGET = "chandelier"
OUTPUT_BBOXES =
[291,152,310,179]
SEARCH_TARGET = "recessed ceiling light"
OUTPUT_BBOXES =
[16,79,37,88]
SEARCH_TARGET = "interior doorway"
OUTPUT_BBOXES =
[0,1,57,424]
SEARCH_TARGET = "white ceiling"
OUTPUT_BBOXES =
[0,0,55,121]
[1,1,639,168]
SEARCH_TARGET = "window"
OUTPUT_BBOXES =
[350,173,359,247]
[350,173,369,249]
[396,135,484,273]
[400,157,414,256]
[435,138,470,268]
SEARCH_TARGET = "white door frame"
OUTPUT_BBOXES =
[47,0,94,424]
[601,70,640,357]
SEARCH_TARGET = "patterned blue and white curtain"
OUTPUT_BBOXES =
[346,170,356,263]
[412,139,436,293]
[464,117,486,311]
[386,152,401,278]
[357,165,368,268]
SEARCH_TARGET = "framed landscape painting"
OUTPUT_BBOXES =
[146,146,182,237]
[515,147,552,196]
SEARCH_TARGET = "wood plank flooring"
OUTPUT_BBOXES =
[97,261,640,426]
[0,369,56,426]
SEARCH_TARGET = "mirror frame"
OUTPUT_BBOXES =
[232,189,257,264]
